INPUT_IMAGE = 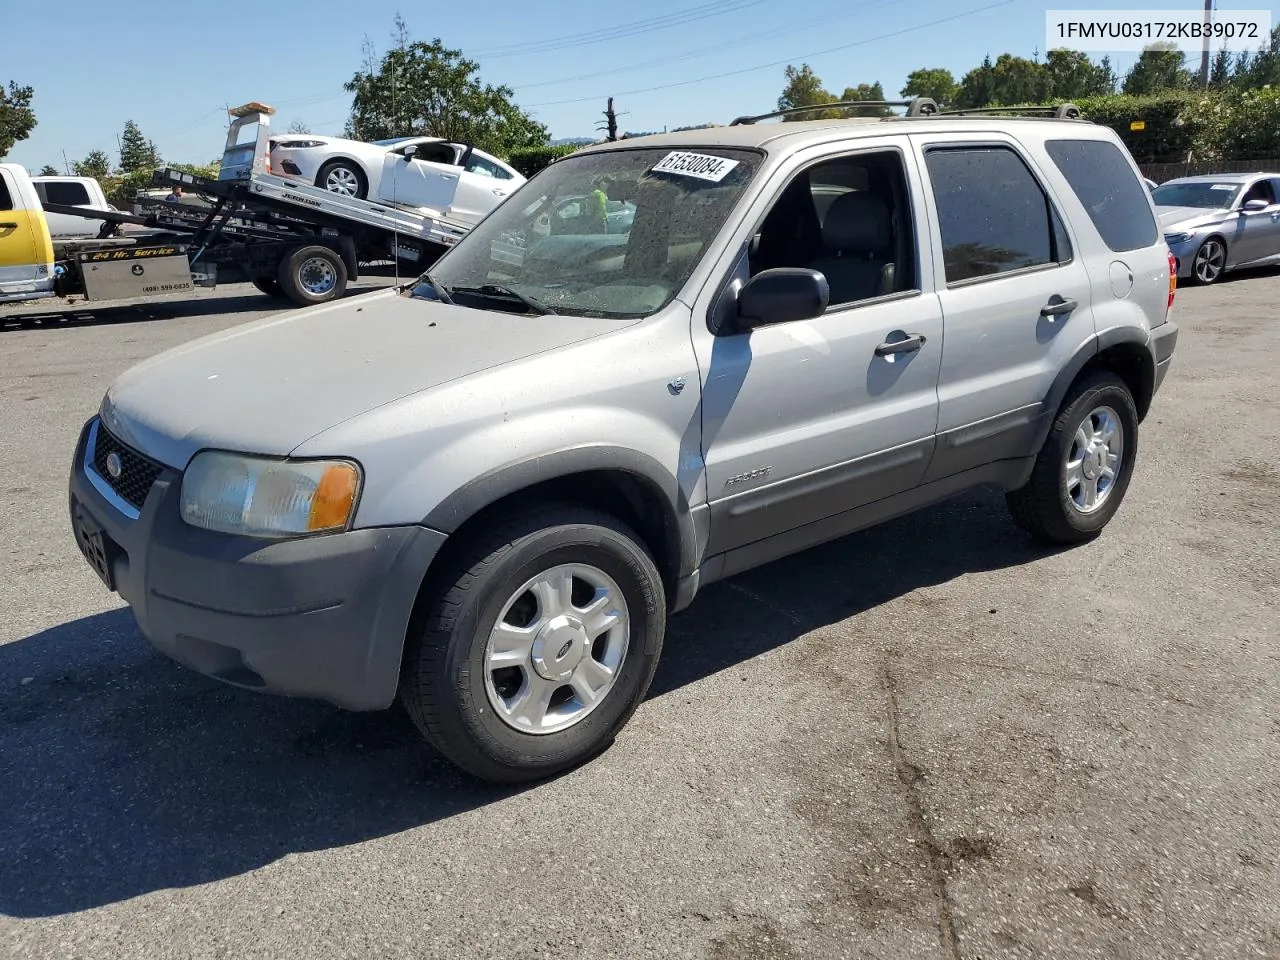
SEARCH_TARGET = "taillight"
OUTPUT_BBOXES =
[1166,249,1176,316]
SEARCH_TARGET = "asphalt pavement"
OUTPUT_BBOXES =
[1,272,1277,960]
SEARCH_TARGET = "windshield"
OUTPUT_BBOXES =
[412,146,762,318]
[1152,181,1242,209]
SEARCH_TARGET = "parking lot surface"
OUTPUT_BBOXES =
[1,275,1277,960]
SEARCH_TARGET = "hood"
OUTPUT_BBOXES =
[1156,205,1231,231]
[101,288,630,468]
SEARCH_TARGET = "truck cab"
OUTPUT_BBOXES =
[0,163,56,303]
[31,175,118,239]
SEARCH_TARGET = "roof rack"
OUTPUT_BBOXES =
[935,103,1083,120]
[730,97,939,126]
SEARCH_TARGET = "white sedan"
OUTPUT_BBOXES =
[267,134,526,226]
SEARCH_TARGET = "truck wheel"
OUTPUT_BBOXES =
[1006,371,1139,545]
[278,245,347,306]
[252,277,286,298]
[400,504,667,784]
[315,160,367,200]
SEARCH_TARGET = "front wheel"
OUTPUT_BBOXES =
[1192,237,1226,285]
[315,160,367,199]
[400,505,667,783]
[1006,372,1139,545]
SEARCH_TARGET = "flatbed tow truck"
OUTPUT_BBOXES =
[0,102,473,311]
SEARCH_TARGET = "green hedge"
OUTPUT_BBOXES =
[1070,89,1280,163]
[505,144,581,178]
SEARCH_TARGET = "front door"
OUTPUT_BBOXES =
[379,149,459,212]
[450,153,517,225]
[1229,178,1280,267]
[911,134,1096,481]
[692,142,943,558]
[0,168,52,299]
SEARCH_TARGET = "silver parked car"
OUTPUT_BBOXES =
[69,102,1179,783]
[1154,172,1280,284]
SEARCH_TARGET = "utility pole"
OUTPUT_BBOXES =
[603,97,619,141]
[61,149,71,174]
[1199,0,1213,87]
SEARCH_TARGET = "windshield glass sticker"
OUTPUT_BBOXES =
[1211,184,1236,191]
[649,152,740,183]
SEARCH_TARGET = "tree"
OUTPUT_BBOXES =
[1122,43,1194,95]
[1230,25,1280,88]
[1043,49,1113,99]
[38,164,59,176]
[838,82,893,117]
[900,68,957,107]
[777,63,839,118]
[118,119,161,172]
[287,119,311,134]
[0,81,36,159]
[73,150,111,179]
[343,17,547,156]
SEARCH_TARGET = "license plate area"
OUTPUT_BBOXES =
[73,505,118,591]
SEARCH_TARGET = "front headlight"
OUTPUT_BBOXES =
[1164,231,1194,245]
[180,451,361,538]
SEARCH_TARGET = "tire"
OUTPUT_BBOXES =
[277,245,348,306]
[1191,236,1227,285]
[1006,371,1139,545]
[400,504,667,784]
[252,276,285,298]
[315,160,367,199]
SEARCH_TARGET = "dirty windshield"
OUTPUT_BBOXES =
[413,147,762,318]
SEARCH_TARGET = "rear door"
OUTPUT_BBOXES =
[35,179,98,238]
[910,133,1095,481]
[0,168,53,298]
[378,143,459,212]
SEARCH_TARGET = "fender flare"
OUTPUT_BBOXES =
[1032,326,1154,451]
[421,444,701,579]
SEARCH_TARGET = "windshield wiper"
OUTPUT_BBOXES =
[414,272,455,305]
[451,283,556,315]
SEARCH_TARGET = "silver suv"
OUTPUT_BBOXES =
[68,101,1180,783]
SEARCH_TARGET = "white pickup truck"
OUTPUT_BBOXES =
[31,175,119,239]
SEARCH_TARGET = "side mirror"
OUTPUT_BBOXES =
[1242,198,1269,212]
[402,145,418,161]
[736,268,829,331]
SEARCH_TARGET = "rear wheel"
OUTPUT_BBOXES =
[252,276,285,298]
[399,504,667,784]
[1006,372,1139,545]
[315,160,367,199]
[277,245,348,306]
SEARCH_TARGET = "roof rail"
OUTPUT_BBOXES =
[936,103,1083,120]
[730,97,939,126]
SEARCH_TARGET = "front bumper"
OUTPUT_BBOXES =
[1166,237,1201,279]
[67,417,447,710]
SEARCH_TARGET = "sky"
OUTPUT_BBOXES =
[5,0,1278,172]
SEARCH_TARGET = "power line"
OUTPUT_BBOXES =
[512,0,903,91]
[526,0,1020,107]
[469,0,771,58]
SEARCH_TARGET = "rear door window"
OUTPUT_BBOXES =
[924,145,1071,284]
[40,181,92,206]
[1045,138,1158,252]
[0,174,13,210]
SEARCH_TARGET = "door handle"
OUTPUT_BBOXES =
[1040,296,1078,317]
[875,332,927,356]
[0,221,17,229]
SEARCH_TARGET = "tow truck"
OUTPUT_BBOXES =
[0,102,475,311]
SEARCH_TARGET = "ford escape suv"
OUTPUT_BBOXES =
[68,100,1179,783]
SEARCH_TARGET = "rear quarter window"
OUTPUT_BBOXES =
[1044,139,1158,252]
